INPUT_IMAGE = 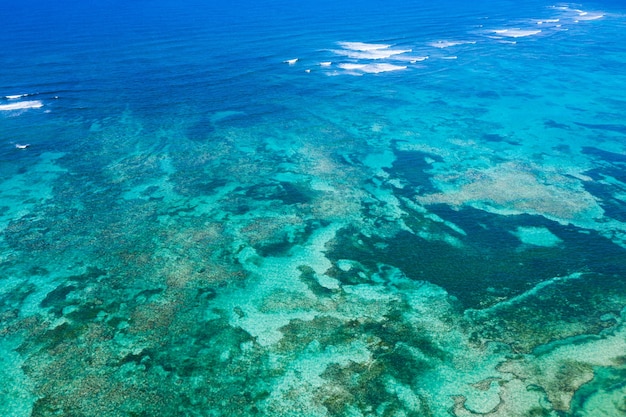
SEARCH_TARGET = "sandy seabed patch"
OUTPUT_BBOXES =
[416,161,604,225]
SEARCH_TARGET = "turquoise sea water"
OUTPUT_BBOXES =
[1,0,626,415]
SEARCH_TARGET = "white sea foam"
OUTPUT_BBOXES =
[375,54,429,64]
[429,40,476,48]
[332,47,411,60]
[338,63,407,74]
[551,5,605,21]
[333,41,413,60]
[320,61,332,67]
[337,41,391,51]
[5,94,30,100]
[576,13,604,21]
[332,48,411,60]
[493,28,542,37]
[536,18,560,24]
[0,100,43,111]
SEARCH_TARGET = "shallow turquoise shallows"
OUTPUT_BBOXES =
[1,0,626,416]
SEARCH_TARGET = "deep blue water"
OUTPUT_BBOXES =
[1,1,626,416]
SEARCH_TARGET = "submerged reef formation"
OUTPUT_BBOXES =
[1,107,625,417]
[2,0,626,414]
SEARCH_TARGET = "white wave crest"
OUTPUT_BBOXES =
[536,18,560,24]
[337,42,391,51]
[0,100,43,111]
[429,40,476,49]
[333,41,413,60]
[338,63,407,74]
[576,13,604,21]
[493,28,542,38]
[551,6,605,22]
[5,94,30,100]
[332,47,412,60]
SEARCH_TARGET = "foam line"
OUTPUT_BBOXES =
[536,19,560,24]
[5,94,30,100]
[338,63,407,74]
[577,13,604,21]
[493,28,541,37]
[429,40,476,48]
[337,41,391,51]
[0,100,43,111]
[335,48,411,60]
